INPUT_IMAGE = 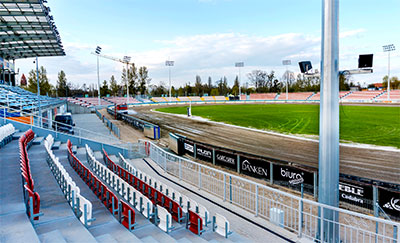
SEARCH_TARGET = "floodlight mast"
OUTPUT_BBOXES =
[91,50,133,105]
[235,62,244,99]
[165,60,174,102]
[383,44,395,101]
[95,46,102,106]
[282,60,291,101]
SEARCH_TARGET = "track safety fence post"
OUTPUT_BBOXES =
[255,185,259,217]
[212,148,215,165]
[223,174,226,201]
[270,163,274,184]
[313,172,318,199]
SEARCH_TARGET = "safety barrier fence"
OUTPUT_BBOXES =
[106,107,160,140]
[170,133,399,216]
[139,140,400,243]
[95,109,120,138]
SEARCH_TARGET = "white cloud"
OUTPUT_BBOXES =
[14,30,399,89]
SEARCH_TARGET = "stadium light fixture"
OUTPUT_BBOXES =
[282,60,291,100]
[235,62,244,99]
[165,60,174,102]
[383,44,395,100]
[94,46,102,106]
[123,56,131,104]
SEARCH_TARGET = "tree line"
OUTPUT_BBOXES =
[22,66,399,98]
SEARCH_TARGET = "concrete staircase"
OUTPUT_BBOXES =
[0,131,251,242]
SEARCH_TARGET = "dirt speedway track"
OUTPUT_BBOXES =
[129,103,400,185]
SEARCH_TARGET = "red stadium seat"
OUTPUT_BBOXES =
[120,201,136,230]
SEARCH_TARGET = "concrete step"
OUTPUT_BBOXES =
[76,147,86,155]
[39,230,67,243]
[141,235,159,243]
[32,136,44,145]
[12,131,24,140]
[109,154,119,163]
[177,237,190,243]
[94,150,103,161]
[72,145,77,154]
[0,212,41,243]
[95,234,118,243]
[52,141,61,150]
[59,142,68,150]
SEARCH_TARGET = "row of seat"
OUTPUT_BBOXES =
[19,129,42,222]
[0,123,15,147]
[141,143,234,238]
[44,135,94,226]
[66,140,137,231]
[101,148,224,236]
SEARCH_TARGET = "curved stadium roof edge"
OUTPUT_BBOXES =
[0,0,65,60]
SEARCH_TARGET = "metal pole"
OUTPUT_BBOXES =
[169,65,171,102]
[286,67,289,101]
[126,63,129,104]
[318,0,340,242]
[36,56,41,126]
[387,51,390,101]
[97,56,101,106]
[239,67,241,99]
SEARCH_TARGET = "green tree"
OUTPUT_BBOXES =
[100,80,109,97]
[26,66,51,95]
[210,88,219,96]
[56,70,69,97]
[138,66,151,95]
[122,63,138,96]
[231,76,239,95]
[194,75,202,95]
[382,75,400,90]
[109,75,119,96]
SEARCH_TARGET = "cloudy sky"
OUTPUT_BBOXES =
[15,0,400,89]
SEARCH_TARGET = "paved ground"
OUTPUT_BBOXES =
[98,109,146,143]
[72,113,121,145]
[126,103,400,184]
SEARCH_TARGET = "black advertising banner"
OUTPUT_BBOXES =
[273,164,314,191]
[183,139,194,156]
[378,187,400,218]
[239,155,270,180]
[339,180,373,209]
[195,144,213,163]
[215,149,237,170]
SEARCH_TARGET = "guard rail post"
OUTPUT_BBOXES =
[270,163,274,184]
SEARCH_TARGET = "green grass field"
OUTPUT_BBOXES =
[156,104,400,148]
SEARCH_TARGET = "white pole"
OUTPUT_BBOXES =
[286,67,289,101]
[36,56,41,126]
[387,51,390,101]
[169,65,171,102]
[239,67,241,99]
[126,63,129,104]
[97,56,101,106]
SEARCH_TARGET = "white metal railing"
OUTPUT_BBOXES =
[138,140,400,243]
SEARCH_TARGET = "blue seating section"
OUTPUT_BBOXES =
[0,85,63,111]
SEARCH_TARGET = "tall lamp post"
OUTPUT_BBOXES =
[95,46,102,106]
[282,60,291,100]
[35,56,41,126]
[235,62,244,99]
[123,56,131,104]
[383,44,395,101]
[165,60,174,102]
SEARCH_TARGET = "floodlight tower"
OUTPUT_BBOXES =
[282,60,291,100]
[235,62,244,99]
[383,44,395,101]
[165,60,174,102]
[123,56,131,104]
[95,46,102,106]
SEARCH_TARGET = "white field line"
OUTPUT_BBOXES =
[151,109,400,153]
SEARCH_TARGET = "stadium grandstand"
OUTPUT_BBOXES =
[1,1,399,243]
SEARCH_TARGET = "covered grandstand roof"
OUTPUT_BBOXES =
[0,0,65,60]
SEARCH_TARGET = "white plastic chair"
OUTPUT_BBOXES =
[157,205,173,233]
